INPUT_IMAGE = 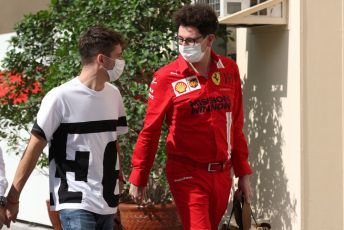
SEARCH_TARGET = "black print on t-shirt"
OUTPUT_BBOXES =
[49,120,119,206]
[103,141,120,207]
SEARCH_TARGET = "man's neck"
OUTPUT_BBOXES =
[79,66,107,91]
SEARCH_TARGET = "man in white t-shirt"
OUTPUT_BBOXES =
[4,26,128,230]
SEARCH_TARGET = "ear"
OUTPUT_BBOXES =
[207,34,216,47]
[96,53,104,65]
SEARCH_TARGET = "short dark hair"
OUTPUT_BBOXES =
[78,26,126,65]
[173,4,219,37]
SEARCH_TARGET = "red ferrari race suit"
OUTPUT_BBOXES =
[129,51,252,230]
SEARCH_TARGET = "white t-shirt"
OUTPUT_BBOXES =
[32,77,128,215]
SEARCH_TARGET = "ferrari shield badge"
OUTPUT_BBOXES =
[211,72,221,85]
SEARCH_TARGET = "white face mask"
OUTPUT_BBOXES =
[179,43,205,63]
[103,56,125,81]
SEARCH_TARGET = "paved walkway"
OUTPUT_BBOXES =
[4,220,52,230]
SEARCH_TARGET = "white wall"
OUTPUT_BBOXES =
[235,1,301,229]
[301,0,344,229]
[0,0,50,34]
[0,33,51,226]
[0,32,15,66]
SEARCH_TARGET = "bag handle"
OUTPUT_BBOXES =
[228,198,258,229]
[226,190,271,230]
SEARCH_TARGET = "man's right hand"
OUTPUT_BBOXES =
[129,183,146,204]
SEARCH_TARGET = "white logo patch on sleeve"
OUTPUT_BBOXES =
[172,76,201,97]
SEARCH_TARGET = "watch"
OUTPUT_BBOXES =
[0,196,7,208]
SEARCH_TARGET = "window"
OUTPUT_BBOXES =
[227,2,241,14]
[251,0,267,15]
[194,0,220,16]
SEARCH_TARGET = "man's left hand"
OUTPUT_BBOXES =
[5,201,19,228]
[0,208,5,229]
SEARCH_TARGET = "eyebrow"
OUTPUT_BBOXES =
[177,35,202,39]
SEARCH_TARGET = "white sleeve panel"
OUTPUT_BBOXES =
[116,92,128,135]
[108,83,128,136]
[35,89,63,141]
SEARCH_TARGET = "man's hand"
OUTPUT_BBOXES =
[0,208,6,229]
[5,200,19,228]
[129,183,146,204]
[238,175,252,204]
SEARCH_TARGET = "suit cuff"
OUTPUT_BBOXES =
[129,169,149,187]
[232,159,252,177]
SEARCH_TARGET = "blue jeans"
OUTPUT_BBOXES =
[59,209,114,230]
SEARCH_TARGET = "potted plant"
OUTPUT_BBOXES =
[117,118,183,229]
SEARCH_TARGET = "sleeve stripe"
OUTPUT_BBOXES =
[117,116,127,127]
[31,122,47,140]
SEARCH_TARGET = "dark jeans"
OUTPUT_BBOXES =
[59,209,114,230]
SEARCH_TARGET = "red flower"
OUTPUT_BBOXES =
[0,71,41,104]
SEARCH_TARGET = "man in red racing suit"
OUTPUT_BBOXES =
[129,4,252,230]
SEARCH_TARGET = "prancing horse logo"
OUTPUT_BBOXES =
[211,72,221,85]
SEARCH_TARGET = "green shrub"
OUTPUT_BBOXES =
[0,0,231,204]
[0,0,192,204]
